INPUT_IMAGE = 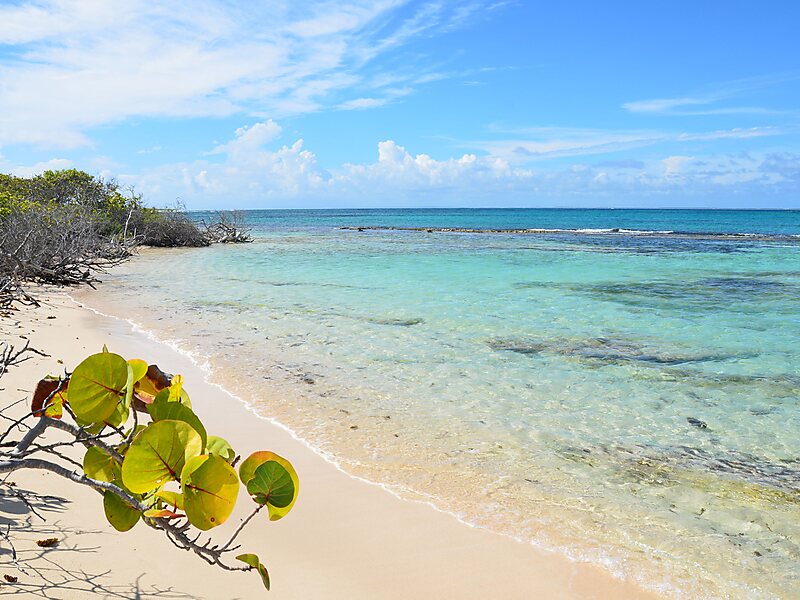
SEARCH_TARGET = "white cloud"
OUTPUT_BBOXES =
[9,158,74,177]
[661,155,694,176]
[622,74,799,116]
[209,120,283,156]
[118,122,800,208]
[467,126,787,163]
[0,0,492,149]
[623,97,711,114]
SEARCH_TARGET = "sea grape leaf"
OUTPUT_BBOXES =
[123,363,134,414]
[143,508,181,519]
[134,364,172,403]
[239,451,299,520]
[31,377,67,418]
[168,374,183,401]
[104,397,130,429]
[121,420,202,494]
[147,395,207,449]
[235,553,270,591]
[127,359,148,385]
[103,491,140,532]
[68,352,128,423]
[153,386,192,409]
[181,454,239,531]
[247,461,295,513]
[83,447,115,483]
[155,490,185,510]
[104,364,133,428]
[205,435,235,462]
[44,387,66,419]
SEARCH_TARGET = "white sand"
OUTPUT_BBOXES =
[0,289,660,599]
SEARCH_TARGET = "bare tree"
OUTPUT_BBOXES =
[0,205,133,287]
[202,211,252,244]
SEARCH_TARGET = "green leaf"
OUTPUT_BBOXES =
[153,386,192,409]
[82,447,115,483]
[44,387,66,419]
[155,490,185,510]
[104,364,132,429]
[205,435,235,462]
[168,374,184,401]
[103,491,140,532]
[104,398,130,429]
[147,395,207,449]
[127,359,148,384]
[239,451,299,521]
[181,454,239,531]
[143,508,181,519]
[121,420,202,494]
[68,352,128,423]
[235,553,270,591]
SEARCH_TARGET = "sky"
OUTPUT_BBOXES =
[0,0,799,209]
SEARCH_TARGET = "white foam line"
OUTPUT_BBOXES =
[67,292,689,598]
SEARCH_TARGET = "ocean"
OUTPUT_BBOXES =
[78,209,800,598]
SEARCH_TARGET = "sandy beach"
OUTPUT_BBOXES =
[0,288,661,599]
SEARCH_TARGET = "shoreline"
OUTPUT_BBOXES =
[0,288,660,599]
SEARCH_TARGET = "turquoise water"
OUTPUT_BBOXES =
[82,209,800,598]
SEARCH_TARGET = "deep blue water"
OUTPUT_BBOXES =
[195,207,800,236]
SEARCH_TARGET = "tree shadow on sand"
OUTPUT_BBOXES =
[0,484,207,599]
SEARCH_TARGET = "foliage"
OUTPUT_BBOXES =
[0,350,299,592]
[0,170,250,310]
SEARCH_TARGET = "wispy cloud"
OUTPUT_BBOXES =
[0,0,496,149]
[465,125,788,163]
[623,73,799,116]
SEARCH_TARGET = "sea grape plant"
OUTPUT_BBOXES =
[0,349,300,592]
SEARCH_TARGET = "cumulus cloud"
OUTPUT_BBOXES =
[209,120,283,157]
[116,122,800,208]
[8,158,74,177]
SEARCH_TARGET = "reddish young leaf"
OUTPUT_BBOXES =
[31,378,68,418]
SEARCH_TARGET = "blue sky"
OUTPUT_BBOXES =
[0,1,798,208]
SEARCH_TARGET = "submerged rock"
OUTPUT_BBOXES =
[487,335,743,366]
[368,317,424,326]
[687,417,709,429]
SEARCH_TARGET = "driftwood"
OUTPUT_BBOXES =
[202,211,252,244]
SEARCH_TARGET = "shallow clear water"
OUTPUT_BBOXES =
[81,209,800,598]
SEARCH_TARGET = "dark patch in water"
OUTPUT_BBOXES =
[697,277,789,293]
[640,369,800,398]
[487,336,744,366]
[687,417,708,429]
[367,317,424,326]
[523,274,800,313]
[592,443,800,495]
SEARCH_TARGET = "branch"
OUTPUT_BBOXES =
[0,457,146,511]
[220,504,265,552]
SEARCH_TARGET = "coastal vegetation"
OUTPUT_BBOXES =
[0,169,250,308]
[0,170,280,590]
[0,347,297,592]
